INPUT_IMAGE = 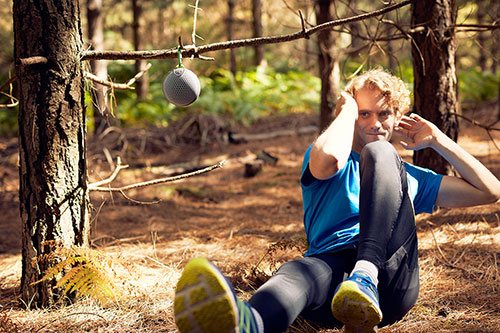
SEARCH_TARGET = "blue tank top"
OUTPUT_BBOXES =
[301,145,443,256]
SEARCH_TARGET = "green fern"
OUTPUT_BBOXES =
[33,244,129,305]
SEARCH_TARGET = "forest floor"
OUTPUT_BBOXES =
[0,107,499,332]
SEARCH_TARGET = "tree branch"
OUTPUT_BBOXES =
[88,157,129,189]
[0,76,16,93]
[450,112,500,152]
[84,72,134,90]
[450,112,500,132]
[89,160,225,192]
[18,56,48,66]
[0,91,19,108]
[454,23,500,31]
[0,76,19,108]
[84,63,152,90]
[81,0,411,61]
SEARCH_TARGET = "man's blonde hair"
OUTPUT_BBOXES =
[335,68,411,117]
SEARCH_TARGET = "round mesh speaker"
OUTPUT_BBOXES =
[162,67,201,106]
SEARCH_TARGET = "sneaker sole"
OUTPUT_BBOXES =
[174,257,239,333]
[331,281,382,333]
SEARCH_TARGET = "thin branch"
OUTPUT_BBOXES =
[119,189,161,205]
[84,72,134,90]
[89,160,225,192]
[428,223,478,274]
[381,19,426,75]
[19,56,48,66]
[450,112,500,152]
[191,0,201,47]
[485,130,500,152]
[0,75,19,108]
[0,91,19,108]
[88,157,129,189]
[0,76,16,93]
[454,23,500,31]
[36,312,107,333]
[125,62,152,85]
[84,63,152,90]
[298,10,309,39]
[81,0,411,61]
[450,112,500,132]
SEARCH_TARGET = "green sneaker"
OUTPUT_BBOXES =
[331,271,382,333]
[174,257,259,333]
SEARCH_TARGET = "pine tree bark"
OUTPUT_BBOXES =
[492,1,499,74]
[227,0,237,76]
[133,0,149,99]
[315,0,340,132]
[251,0,264,67]
[411,0,459,174]
[477,3,487,72]
[13,0,89,307]
[87,0,110,134]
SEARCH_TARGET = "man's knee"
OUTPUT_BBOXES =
[360,141,399,169]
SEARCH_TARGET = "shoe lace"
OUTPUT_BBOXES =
[237,298,258,333]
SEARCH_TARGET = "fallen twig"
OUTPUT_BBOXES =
[36,312,107,333]
[427,223,483,275]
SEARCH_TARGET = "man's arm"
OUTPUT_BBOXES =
[309,92,358,180]
[395,114,500,207]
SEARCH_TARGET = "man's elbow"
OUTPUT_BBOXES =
[309,155,341,180]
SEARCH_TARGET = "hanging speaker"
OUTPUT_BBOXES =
[162,46,201,107]
[162,67,201,106]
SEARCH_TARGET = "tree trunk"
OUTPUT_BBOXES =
[348,0,363,53]
[492,0,499,74]
[133,0,149,99]
[411,0,459,174]
[477,3,487,72]
[87,0,110,134]
[315,0,340,132]
[251,0,264,67]
[227,0,237,76]
[13,0,89,307]
[386,39,398,72]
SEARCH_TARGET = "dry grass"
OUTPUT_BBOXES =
[1,112,499,332]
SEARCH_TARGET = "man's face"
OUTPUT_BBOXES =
[352,88,398,153]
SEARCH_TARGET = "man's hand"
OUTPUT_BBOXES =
[395,114,500,207]
[394,113,438,150]
[309,91,358,180]
[336,92,358,120]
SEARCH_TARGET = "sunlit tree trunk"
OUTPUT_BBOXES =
[14,0,89,308]
[411,0,459,174]
[227,0,237,76]
[87,0,109,134]
[315,0,340,131]
[132,0,149,99]
[251,0,264,67]
[477,3,487,72]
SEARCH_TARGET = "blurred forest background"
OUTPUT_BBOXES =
[1,0,498,135]
[1,1,500,332]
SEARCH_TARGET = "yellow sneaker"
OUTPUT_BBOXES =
[331,271,382,333]
[174,257,259,333]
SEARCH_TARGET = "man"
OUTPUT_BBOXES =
[173,69,500,333]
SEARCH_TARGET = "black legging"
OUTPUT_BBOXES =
[248,141,420,332]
